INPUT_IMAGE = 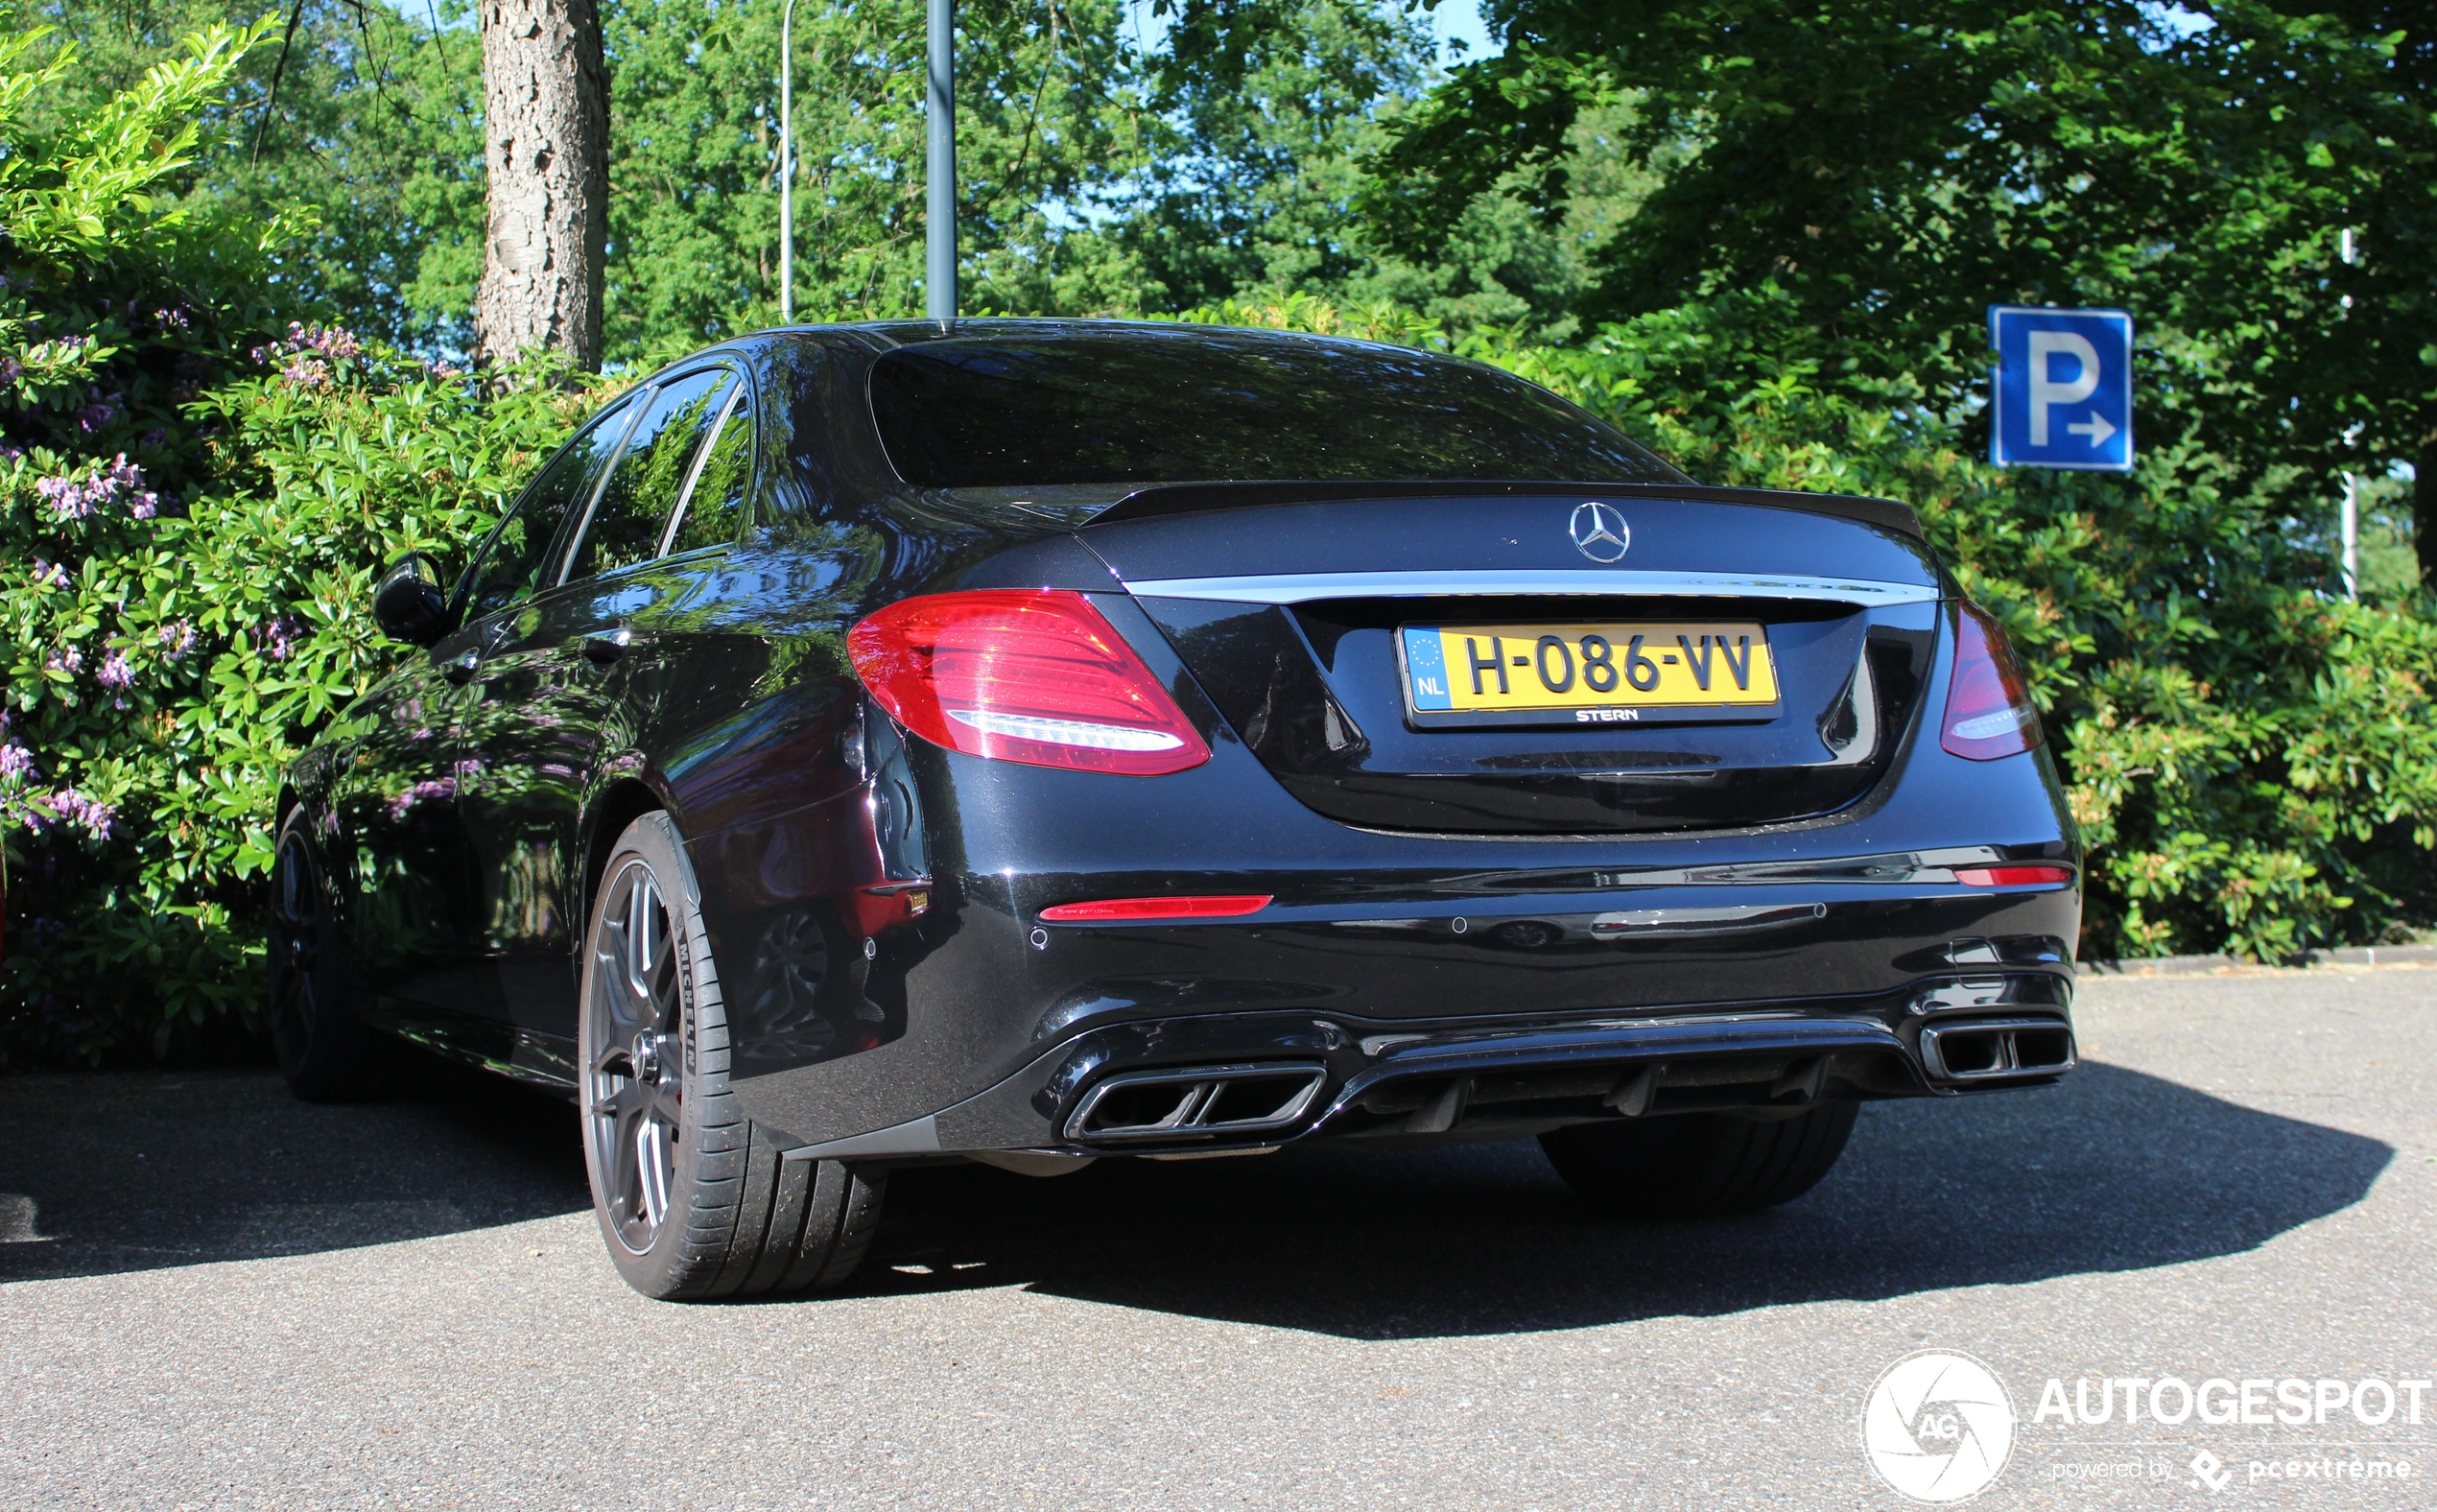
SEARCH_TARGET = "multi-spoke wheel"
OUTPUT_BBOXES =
[269,808,381,1100]
[578,813,888,1301]
[585,861,687,1252]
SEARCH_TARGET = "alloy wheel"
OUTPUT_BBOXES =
[586,859,687,1254]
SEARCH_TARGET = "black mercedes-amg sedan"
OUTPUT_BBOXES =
[270,320,2079,1300]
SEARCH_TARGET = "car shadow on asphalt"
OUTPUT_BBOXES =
[0,1060,2391,1335]
[0,1064,587,1283]
[862,1061,2393,1338]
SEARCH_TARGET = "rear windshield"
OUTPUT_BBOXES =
[866,329,1688,488]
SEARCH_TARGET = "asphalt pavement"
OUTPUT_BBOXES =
[3,969,2432,1510]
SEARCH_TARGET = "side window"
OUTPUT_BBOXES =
[560,368,733,583]
[663,384,751,556]
[461,399,638,623]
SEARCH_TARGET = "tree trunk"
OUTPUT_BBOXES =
[473,0,609,370]
[2419,426,2437,589]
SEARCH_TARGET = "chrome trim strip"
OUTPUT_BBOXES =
[1122,569,1940,606]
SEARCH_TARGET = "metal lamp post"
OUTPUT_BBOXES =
[779,0,799,323]
[926,0,956,325]
[779,0,953,327]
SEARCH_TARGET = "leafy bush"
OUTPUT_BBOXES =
[0,22,621,1057]
[4,317,613,1060]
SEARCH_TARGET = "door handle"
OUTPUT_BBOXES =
[442,650,480,685]
[583,628,634,665]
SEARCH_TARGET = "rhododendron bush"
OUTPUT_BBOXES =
[0,27,609,1058]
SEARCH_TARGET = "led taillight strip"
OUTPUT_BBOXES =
[1038,895,1273,922]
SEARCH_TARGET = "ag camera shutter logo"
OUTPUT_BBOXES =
[1861,1351,2018,1502]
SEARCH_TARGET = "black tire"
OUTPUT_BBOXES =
[580,812,887,1301]
[1538,1100,1859,1219]
[269,809,386,1101]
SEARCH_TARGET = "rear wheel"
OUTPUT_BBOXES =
[269,810,384,1101]
[1538,1101,1858,1218]
[580,813,886,1301]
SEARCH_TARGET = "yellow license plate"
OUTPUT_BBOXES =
[1398,622,1780,728]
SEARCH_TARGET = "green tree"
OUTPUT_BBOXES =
[1362,1,2437,565]
[21,0,485,350]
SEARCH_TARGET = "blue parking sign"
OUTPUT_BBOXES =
[1988,306,2134,472]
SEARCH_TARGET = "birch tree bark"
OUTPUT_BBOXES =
[473,0,609,369]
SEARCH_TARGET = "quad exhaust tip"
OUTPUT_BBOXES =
[1918,1016,2075,1082]
[1065,1062,1328,1145]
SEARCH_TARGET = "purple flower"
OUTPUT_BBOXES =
[38,788,116,839]
[74,391,125,433]
[0,744,35,778]
[154,307,190,331]
[258,322,363,379]
[261,614,307,662]
[0,357,20,384]
[297,322,363,360]
[35,474,90,519]
[30,557,69,588]
[45,646,83,675]
[157,620,196,660]
[95,650,133,689]
[35,455,157,519]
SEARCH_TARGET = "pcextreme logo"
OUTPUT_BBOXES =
[1860,1351,2018,1502]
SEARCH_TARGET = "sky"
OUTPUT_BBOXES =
[1427,0,1494,67]
[1124,0,1495,71]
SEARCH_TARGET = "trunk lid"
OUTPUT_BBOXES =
[1091,486,1945,836]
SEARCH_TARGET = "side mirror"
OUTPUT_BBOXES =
[372,553,454,647]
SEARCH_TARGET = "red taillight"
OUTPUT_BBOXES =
[1952,864,2074,887]
[1038,894,1272,922]
[1941,602,2044,761]
[848,590,1211,776]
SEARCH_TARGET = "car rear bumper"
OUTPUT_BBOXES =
[762,967,2074,1162]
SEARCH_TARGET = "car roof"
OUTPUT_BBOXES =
[749,316,1460,362]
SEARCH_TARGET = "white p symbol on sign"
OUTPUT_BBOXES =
[2028,330,2100,445]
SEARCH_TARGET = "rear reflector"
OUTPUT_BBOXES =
[1952,865,2074,887]
[1941,602,2044,761]
[1039,895,1272,922]
[849,590,1211,776]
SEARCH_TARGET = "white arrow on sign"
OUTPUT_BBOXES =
[2066,411,2117,447]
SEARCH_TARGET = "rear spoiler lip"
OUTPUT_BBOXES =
[1081,479,1926,541]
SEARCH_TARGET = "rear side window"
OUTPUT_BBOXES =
[461,398,638,622]
[663,385,751,556]
[866,330,1687,487]
[561,368,734,582]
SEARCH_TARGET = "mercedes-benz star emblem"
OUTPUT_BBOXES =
[1570,501,1631,563]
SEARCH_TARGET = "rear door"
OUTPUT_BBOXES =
[455,365,741,1051]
